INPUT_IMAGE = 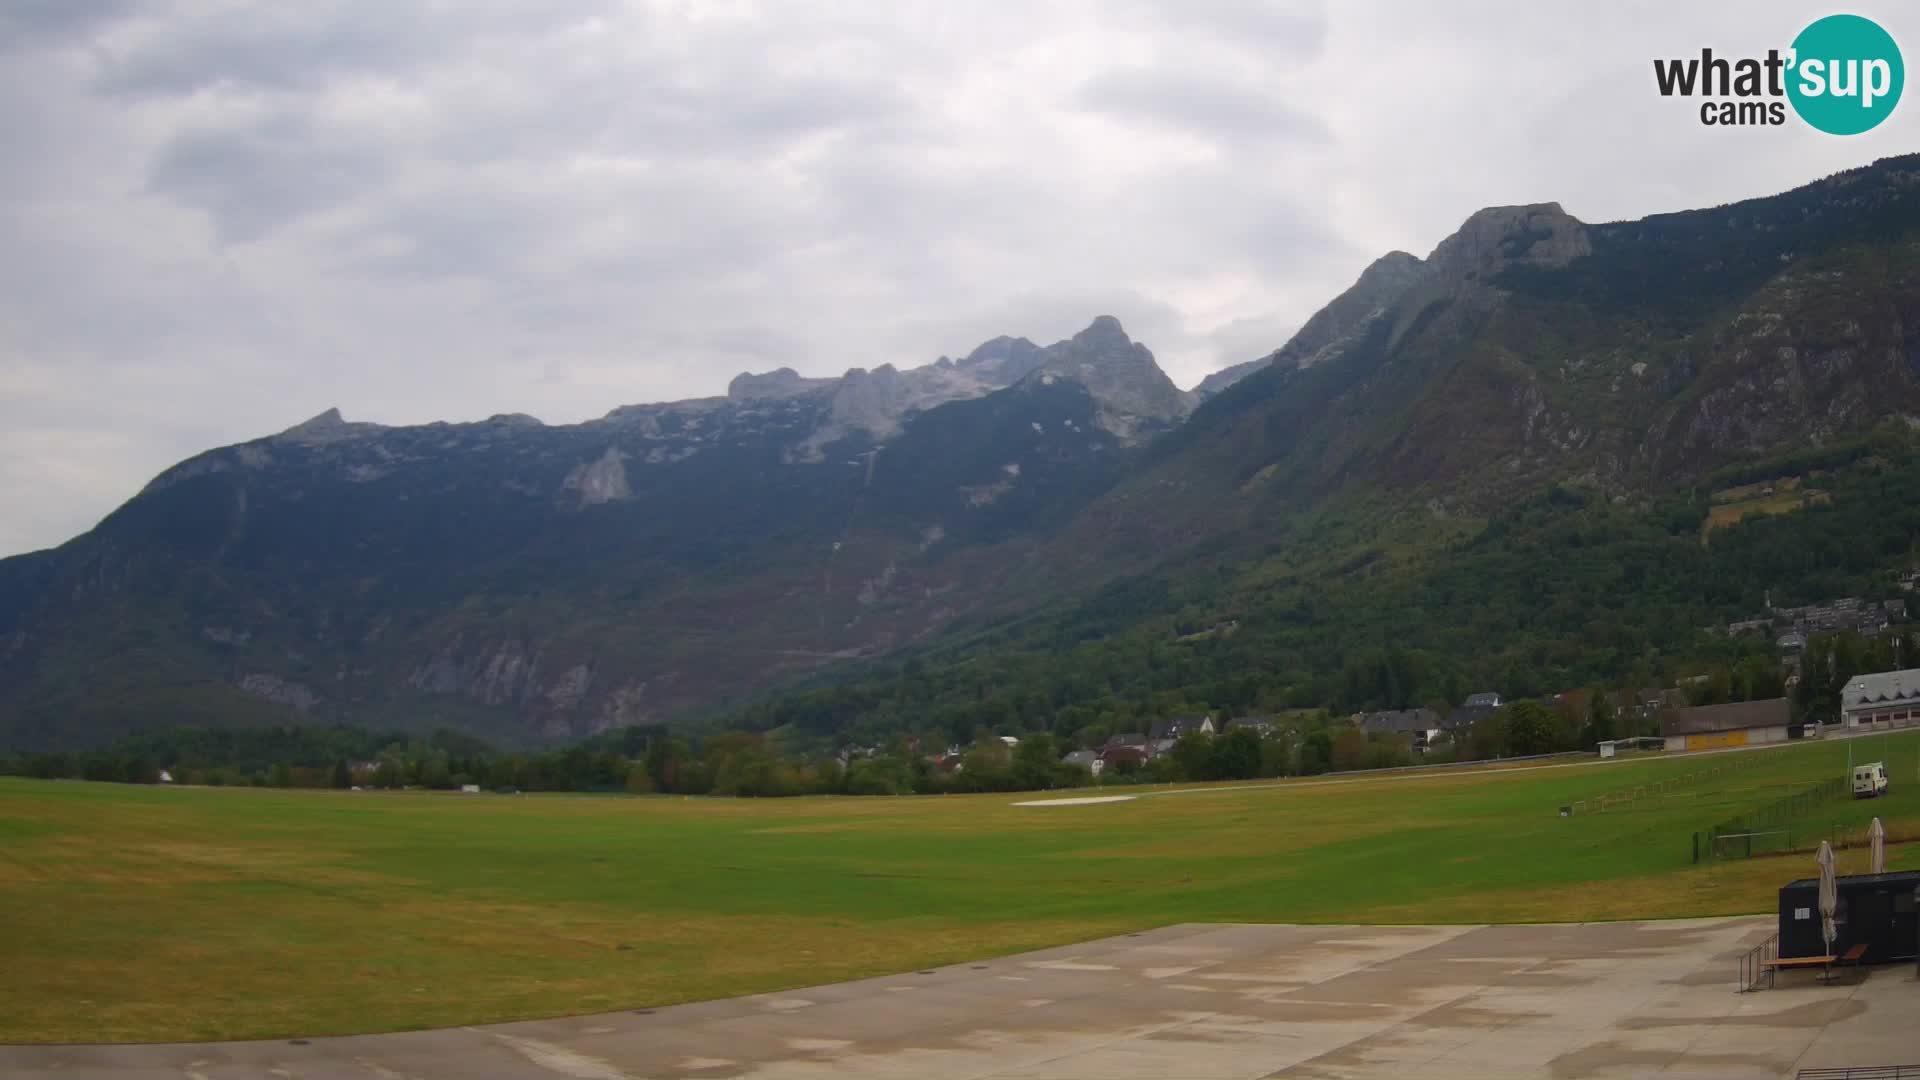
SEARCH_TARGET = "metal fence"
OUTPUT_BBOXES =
[1691,775,1849,863]
[1797,1068,1920,1079]
[1568,749,1767,816]
[1700,817,1920,864]
[1738,931,1778,992]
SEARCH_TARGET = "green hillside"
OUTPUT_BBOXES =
[726,434,1920,744]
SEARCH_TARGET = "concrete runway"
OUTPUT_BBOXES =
[7,918,1917,1079]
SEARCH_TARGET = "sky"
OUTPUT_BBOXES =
[2,0,1917,557]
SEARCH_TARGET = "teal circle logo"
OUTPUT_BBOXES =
[1787,14,1903,135]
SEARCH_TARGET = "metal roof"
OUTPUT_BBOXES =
[1842,668,1920,710]
[1660,697,1791,736]
[1360,708,1441,734]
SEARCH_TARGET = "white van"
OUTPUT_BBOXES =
[1852,761,1890,799]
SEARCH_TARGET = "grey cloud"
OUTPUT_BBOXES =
[147,112,392,243]
[1128,164,1345,249]
[4,0,1918,557]
[1237,210,1351,268]
[98,10,431,96]
[1076,67,1330,143]
[93,1,616,97]
[0,0,137,53]
[339,162,813,288]
[341,186,549,279]
[1113,0,1328,57]
[808,146,1059,254]
[422,43,917,169]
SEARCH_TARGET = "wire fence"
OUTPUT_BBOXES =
[1695,815,1919,864]
[1567,749,1768,816]
[1691,776,1849,863]
[1826,818,1920,856]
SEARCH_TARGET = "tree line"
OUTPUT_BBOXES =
[2,633,1883,799]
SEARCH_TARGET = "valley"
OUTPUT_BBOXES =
[1,732,1914,1043]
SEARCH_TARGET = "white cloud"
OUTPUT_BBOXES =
[2,0,1917,554]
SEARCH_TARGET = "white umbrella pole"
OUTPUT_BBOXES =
[1817,840,1838,958]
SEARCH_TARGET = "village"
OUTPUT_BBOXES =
[874,591,1920,786]
[909,686,1862,784]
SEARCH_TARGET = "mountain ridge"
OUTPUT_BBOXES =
[6,153,1920,748]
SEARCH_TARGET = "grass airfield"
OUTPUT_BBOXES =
[1,733,1915,1044]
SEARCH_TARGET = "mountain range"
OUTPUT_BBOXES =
[6,153,1920,749]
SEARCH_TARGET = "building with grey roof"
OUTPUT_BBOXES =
[1841,668,1920,731]
[1659,698,1792,751]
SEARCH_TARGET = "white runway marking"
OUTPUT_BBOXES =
[1011,794,1138,806]
[485,1033,631,1080]
[1026,960,1117,972]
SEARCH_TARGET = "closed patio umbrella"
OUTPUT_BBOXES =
[1817,840,1838,955]
[1869,817,1886,875]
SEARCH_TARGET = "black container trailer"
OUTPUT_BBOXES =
[1778,870,1920,963]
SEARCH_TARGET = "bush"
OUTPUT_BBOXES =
[1500,701,1561,757]
[1363,735,1413,770]
[846,757,913,796]
[1210,729,1263,780]
[1298,732,1334,775]
[1330,728,1368,772]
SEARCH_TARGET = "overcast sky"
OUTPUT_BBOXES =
[2,1,1916,556]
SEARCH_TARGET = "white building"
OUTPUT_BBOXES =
[1841,669,1920,731]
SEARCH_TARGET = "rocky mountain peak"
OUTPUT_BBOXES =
[275,407,384,445]
[958,335,1046,384]
[1426,202,1591,278]
[727,367,831,401]
[1361,250,1425,284]
[827,364,911,434]
[487,412,545,428]
[287,406,344,432]
[1034,316,1189,440]
[1075,314,1131,346]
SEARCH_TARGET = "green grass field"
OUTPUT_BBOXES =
[2,733,1917,1044]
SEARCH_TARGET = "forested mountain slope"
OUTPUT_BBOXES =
[6,155,1920,749]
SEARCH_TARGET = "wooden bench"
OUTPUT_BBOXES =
[1841,943,1868,964]
[1767,955,1838,983]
